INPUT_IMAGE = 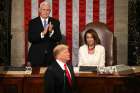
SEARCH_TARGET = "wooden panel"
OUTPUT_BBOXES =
[76,77,108,93]
[0,77,23,93]
[0,68,140,93]
[76,76,140,93]
[23,77,44,93]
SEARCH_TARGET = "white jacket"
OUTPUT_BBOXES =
[78,44,105,67]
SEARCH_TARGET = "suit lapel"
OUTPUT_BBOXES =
[37,17,44,31]
[53,61,63,70]
[53,61,65,76]
[48,17,52,24]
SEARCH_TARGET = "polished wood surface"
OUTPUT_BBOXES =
[76,72,140,93]
[23,67,44,93]
[0,67,44,93]
[0,67,140,93]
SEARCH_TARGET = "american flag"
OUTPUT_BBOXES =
[24,0,114,66]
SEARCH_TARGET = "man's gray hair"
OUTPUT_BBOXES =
[39,1,50,9]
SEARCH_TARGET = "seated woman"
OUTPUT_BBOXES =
[78,29,105,67]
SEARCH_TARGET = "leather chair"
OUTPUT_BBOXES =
[80,22,115,66]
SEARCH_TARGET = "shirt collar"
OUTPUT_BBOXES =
[56,59,65,70]
[40,16,49,24]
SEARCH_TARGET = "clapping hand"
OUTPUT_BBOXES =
[48,21,53,32]
[42,22,53,35]
[42,25,49,35]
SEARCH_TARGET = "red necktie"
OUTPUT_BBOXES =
[64,64,72,86]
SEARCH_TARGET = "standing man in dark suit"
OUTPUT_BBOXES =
[44,44,77,93]
[28,1,62,67]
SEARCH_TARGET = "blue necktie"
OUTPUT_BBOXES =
[44,19,47,28]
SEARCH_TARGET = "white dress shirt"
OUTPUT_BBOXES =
[40,17,49,27]
[78,44,105,67]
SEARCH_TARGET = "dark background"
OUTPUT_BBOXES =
[0,0,12,65]
[128,0,140,65]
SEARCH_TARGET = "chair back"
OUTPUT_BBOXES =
[80,22,114,66]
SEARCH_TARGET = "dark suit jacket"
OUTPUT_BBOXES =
[44,61,77,93]
[28,16,62,66]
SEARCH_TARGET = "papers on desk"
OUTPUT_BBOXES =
[0,66,32,75]
[0,71,26,75]
[74,65,140,75]
[97,65,134,75]
[0,66,48,75]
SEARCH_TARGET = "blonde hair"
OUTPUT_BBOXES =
[53,44,69,58]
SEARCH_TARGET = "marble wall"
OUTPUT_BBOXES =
[11,0,25,66]
[114,0,128,65]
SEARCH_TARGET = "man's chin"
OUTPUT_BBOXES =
[42,15,48,19]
